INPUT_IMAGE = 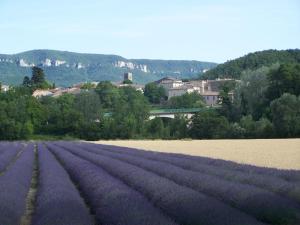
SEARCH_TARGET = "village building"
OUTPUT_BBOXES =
[32,90,54,98]
[32,87,82,98]
[124,72,133,81]
[155,76,235,106]
[155,77,184,89]
[0,84,10,92]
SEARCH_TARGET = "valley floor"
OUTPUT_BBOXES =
[91,139,300,170]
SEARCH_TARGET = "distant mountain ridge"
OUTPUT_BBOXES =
[0,50,217,86]
[203,49,300,79]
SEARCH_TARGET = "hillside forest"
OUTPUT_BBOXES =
[0,62,299,140]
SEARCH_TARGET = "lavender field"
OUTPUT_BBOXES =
[0,141,299,225]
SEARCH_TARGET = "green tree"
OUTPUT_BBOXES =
[169,115,188,139]
[95,81,120,109]
[234,65,276,119]
[22,76,31,87]
[112,87,150,138]
[189,110,229,139]
[31,66,52,89]
[74,91,102,122]
[146,118,165,139]
[270,93,300,137]
[31,67,46,84]
[123,79,133,84]
[81,82,96,90]
[144,82,166,104]
[168,92,205,109]
[267,63,300,101]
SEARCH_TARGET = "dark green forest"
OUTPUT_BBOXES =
[0,62,299,141]
[203,49,300,79]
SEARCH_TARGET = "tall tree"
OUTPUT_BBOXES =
[267,63,300,101]
[189,110,229,139]
[31,66,46,84]
[168,92,205,109]
[270,93,300,137]
[144,82,166,104]
[234,66,274,120]
[22,76,31,87]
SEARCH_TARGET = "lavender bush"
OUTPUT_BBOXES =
[47,143,177,225]
[0,144,34,225]
[56,142,264,225]
[0,144,20,172]
[76,144,300,225]
[89,143,300,182]
[32,144,93,225]
[82,142,300,204]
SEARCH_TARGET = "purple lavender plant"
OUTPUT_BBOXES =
[47,143,177,225]
[32,144,93,225]
[0,144,34,225]
[55,142,264,225]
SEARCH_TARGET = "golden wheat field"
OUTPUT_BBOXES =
[92,139,300,170]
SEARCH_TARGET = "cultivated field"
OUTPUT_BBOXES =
[93,139,300,170]
[0,141,300,225]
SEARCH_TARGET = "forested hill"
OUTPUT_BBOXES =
[202,49,300,79]
[0,50,217,86]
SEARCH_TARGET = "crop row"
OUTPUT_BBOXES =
[0,141,299,225]
[78,142,300,204]
[60,142,300,225]
[89,143,300,182]
[47,143,177,225]
[0,144,34,225]
[32,144,93,225]
[52,142,264,225]
[0,143,22,172]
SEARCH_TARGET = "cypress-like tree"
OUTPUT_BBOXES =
[31,66,46,85]
[22,76,31,87]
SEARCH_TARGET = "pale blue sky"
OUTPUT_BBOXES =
[0,0,299,62]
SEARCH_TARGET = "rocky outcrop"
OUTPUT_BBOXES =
[114,61,149,73]
[18,59,35,67]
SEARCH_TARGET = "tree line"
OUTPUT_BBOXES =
[203,49,300,79]
[0,63,299,140]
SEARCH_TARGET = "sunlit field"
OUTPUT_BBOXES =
[92,139,300,170]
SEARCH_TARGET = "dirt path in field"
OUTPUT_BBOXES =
[91,139,300,170]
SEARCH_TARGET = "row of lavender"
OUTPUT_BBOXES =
[48,142,264,225]
[53,141,300,225]
[0,143,34,225]
[0,141,299,225]
[80,142,300,203]
[0,143,94,225]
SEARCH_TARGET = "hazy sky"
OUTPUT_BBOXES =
[0,0,299,62]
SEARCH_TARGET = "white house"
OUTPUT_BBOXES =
[1,84,10,92]
[155,77,184,90]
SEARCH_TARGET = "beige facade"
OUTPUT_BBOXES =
[156,76,235,106]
